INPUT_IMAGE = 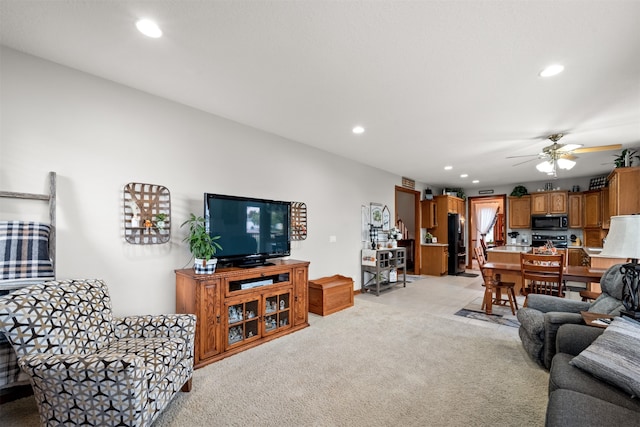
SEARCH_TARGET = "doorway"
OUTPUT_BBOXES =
[395,186,420,274]
[467,195,506,269]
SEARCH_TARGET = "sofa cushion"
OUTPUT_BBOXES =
[570,316,640,398]
[550,353,640,412]
[106,337,190,387]
[588,294,624,316]
[0,279,114,358]
[517,307,545,339]
[546,389,640,427]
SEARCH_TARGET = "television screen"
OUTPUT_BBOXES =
[204,193,291,266]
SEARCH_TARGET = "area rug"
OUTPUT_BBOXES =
[458,272,479,278]
[404,274,428,283]
[454,296,522,328]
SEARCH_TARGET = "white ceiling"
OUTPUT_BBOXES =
[2,0,639,188]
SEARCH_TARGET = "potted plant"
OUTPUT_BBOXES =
[425,232,433,243]
[181,213,222,274]
[155,212,168,230]
[613,149,640,168]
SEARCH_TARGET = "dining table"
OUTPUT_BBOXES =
[481,262,608,315]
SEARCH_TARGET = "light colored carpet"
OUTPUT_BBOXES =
[0,284,549,426]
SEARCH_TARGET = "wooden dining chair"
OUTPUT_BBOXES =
[475,246,518,315]
[520,252,565,298]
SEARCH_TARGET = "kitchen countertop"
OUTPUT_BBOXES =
[486,245,532,253]
[421,243,448,247]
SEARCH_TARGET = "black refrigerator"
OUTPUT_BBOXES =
[447,213,466,275]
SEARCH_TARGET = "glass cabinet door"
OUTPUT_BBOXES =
[263,291,291,335]
[226,298,260,348]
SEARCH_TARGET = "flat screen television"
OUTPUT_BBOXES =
[204,193,291,267]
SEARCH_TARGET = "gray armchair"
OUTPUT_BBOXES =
[516,264,625,369]
[0,279,195,427]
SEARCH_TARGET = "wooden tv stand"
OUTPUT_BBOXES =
[175,259,309,369]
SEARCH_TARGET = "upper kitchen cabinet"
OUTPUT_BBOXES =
[608,166,640,218]
[421,200,438,229]
[531,191,568,215]
[583,190,602,228]
[568,193,583,229]
[508,195,531,229]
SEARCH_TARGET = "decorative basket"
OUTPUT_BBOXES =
[194,258,218,274]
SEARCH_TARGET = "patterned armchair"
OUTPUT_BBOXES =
[0,279,195,427]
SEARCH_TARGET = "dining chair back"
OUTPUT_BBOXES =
[520,252,565,298]
[477,252,518,315]
[474,245,487,266]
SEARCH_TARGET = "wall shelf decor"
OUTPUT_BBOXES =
[123,182,171,244]
[290,201,307,241]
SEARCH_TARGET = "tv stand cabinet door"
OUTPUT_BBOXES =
[293,266,309,326]
[198,279,222,362]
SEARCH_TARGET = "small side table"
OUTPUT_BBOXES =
[580,311,614,329]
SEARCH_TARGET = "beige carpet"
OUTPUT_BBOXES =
[0,286,549,426]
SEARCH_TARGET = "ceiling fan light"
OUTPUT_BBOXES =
[557,158,576,170]
[536,161,553,173]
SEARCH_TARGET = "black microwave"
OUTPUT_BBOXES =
[531,215,568,231]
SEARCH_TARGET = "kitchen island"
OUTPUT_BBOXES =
[485,245,532,295]
[486,245,532,264]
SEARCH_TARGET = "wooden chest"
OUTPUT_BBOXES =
[308,275,354,316]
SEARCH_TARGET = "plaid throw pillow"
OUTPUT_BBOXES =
[0,221,54,282]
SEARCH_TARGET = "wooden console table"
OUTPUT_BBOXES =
[175,259,309,368]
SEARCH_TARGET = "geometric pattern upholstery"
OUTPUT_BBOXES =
[0,279,195,427]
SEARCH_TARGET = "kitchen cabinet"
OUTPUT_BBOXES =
[601,187,610,230]
[431,195,464,245]
[421,200,437,229]
[531,191,568,214]
[568,193,583,228]
[583,228,606,248]
[420,244,448,276]
[583,190,602,228]
[508,196,531,229]
[568,248,588,266]
[607,166,640,219]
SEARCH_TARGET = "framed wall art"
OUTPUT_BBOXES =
[370,203,383,228]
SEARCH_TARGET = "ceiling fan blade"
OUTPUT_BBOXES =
[506,154,540,159]
[557,144,582,153]
[559,153,577,160]
[512,158,541,167]
[572,144,622,154]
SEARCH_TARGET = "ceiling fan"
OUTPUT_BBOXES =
[508,133,622,177]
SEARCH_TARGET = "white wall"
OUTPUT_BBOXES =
[0,47,408,315]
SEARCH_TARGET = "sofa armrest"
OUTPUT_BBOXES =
[556,323,605,356]
[114,314,196,340]
[527,294,591,313]
[19,352,150,425]
[542,312,584,369]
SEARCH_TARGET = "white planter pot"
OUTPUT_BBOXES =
[194,258,218,274]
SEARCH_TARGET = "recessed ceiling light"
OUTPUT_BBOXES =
[444,166,453,170]
[136,19,163,38]
[472,180,479,184]
[460,174,468,178]
[352,126,365,134]
[539,64,564,77]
